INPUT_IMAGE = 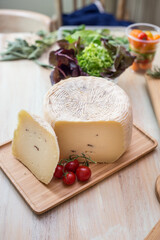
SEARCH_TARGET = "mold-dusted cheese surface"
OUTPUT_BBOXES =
[44,76,133,163]
[12,110,59,184]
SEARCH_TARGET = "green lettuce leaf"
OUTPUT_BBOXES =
[65,30,102,45]
[77,42,113,77]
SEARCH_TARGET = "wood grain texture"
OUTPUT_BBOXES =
[0,125,157,214]
[145,220,160,240]
[1,31,160,240]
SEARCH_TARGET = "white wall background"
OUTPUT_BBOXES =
[0,0,159,26]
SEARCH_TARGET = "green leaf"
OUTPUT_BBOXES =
[97,28,110,36]
[62,24,85,38]
[36,30,47,37]
[28,46,45,59]
[1,55,21,61]
[147,66,160,79]
[65,30,102,45]
[34,60,53,69]
[0,31,58,63]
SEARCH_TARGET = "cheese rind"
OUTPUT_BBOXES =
[44,76,133,163]
[12,110,59,184]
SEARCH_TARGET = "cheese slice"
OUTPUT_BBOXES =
[12,110,59,184]
[44,76,133,163]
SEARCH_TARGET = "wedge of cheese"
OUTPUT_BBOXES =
[12,110,59,184]
[44,76,133,163]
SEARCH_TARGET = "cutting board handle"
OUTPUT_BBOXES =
[144,220,160,239]
[155,175,160,203]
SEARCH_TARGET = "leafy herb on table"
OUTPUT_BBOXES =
[0,31,57,67]
[34,60,53,69]
[147,66,160,79]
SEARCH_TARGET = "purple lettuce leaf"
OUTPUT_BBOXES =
[49,47,88,84]
[101,39,135,78]
[57,37,84,54]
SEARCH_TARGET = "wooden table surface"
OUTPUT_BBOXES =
[0,32,160,240]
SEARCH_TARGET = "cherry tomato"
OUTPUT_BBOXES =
[153,34,160,40]
[129,39,142,48]
[65,159,79,173]
[76,166,91,182]
[63,172,76,185]
[130,29,142,38]
[145,41,156,52]
[145,31,153,38]
[131,62,139,71]
[147,37,153,41]
[138,32,148,40]
[139,62,151,70]
[54,165,64,179]
[139,59,149,64]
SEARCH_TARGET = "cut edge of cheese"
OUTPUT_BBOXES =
[54,120,129,163]
[12,110,60,184]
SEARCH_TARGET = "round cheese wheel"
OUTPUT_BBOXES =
[44,76,132,163]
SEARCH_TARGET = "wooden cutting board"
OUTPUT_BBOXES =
[146,74,160,126]
[145,220,160,240]
[0,125,157,214]
[155,175,160,203]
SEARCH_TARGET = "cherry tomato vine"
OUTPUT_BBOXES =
[54,153,96,185]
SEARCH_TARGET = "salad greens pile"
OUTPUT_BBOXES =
[49,25,135,83]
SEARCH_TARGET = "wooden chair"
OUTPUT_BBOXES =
[55,0,127,27]
[0,9,58,33]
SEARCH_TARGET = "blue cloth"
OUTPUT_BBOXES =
[63,3,133,26]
